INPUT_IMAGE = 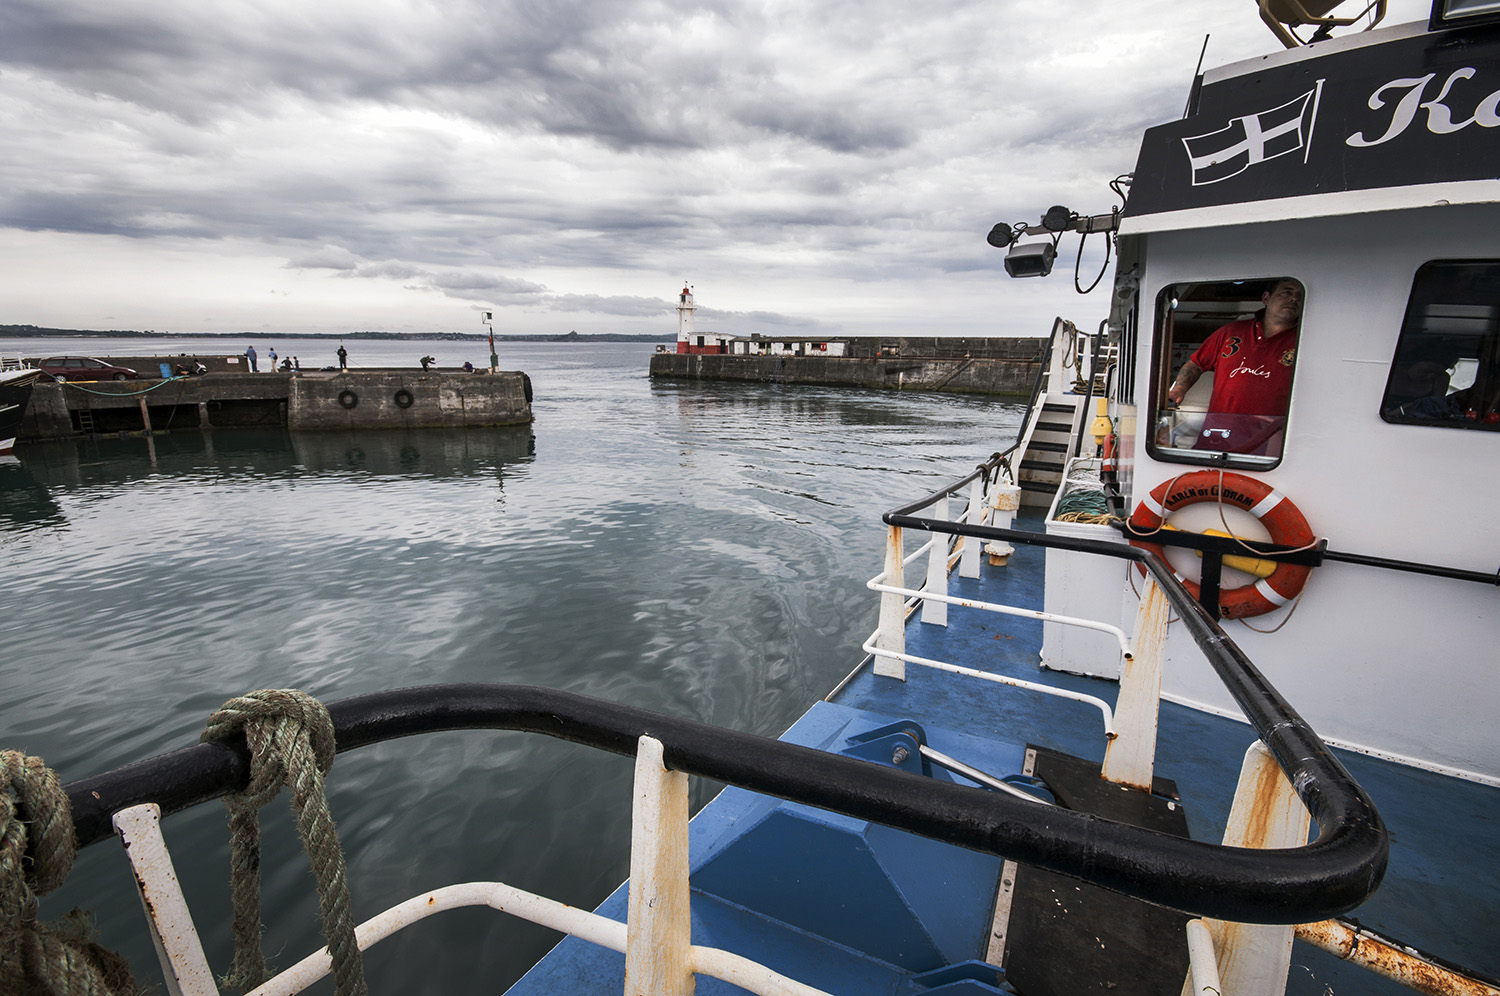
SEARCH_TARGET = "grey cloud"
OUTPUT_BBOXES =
[429,272,547,294]
[288,246,361,270]
[0,192,218,239]
[545,293,674,316]
[697,307,829,330]
[354,261,431,280]
[732,99,911,153]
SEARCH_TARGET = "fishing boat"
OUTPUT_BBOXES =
[4,3,1497,995]
[0,365,41,455]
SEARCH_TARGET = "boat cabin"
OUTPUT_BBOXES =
[1000,7,1500,783]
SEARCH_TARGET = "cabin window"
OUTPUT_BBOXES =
[1380,260,1500,431]
[1146,277,1304,470]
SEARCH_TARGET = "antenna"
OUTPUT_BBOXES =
[1183,35,1209,119]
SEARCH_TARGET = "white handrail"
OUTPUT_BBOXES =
[118,760,837,996]
[860,633,1117,738]
[244,881,832,996]
[246,883,561,996]
[866,575,1134,661]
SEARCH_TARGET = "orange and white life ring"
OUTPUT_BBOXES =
[1128,471,1315,619]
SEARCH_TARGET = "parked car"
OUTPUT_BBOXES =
[38,357,139,382]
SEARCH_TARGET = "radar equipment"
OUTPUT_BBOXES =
[1257,0,1387,47]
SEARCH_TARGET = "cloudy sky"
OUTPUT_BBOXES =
[0,0,1431,338]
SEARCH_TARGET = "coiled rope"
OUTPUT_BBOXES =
[1053,487,1115,524]
[0,751,136,996]
[201,689,366,996]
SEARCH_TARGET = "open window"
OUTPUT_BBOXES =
[1380,260,1500,431]
[1147,278,1304,469]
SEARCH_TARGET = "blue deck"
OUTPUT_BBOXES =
[509,517,1500,995]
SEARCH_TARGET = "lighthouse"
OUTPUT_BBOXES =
[674,284,731,354]
[673,284,732,354]
[675,284,696,354]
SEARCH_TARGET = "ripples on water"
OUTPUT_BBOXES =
[0,341,1022,992]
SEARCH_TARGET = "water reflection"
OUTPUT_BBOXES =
[291,427,535,477]
[0,456,63,531]
[12,426,535,486]
[2,351,1021,994]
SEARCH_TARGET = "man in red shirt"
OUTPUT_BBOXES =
[1168,278,1302,413]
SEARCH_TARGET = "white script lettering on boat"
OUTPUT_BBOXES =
[1346,69,1500,148]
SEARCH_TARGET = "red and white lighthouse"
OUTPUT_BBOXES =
[675,285,696,353]
[674,284,732,354]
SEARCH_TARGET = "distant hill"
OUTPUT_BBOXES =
[0,324,672,343]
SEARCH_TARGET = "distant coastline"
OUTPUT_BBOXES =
[0,325,672,343]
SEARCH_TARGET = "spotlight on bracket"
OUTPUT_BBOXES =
[986,222,1016,248]
[1042,205,1074,233]
[1004,241,1057,278]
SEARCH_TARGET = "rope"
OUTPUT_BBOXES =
[58,377,189,397]
[1053,488,1116,523]
[0,751,136,996]
[201,690,366,996]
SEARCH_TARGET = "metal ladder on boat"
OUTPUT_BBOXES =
[1011,320,1112,507]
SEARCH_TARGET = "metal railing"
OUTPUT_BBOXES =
[877,453,1387,911]
[105,735,831,996]
[70,680,1387,927]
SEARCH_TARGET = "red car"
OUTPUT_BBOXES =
[38,356,139,382]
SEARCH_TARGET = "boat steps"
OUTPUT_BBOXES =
[1016,397,1085,507]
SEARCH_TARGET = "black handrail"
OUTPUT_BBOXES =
[894,461,1494,587]
[68,675,1384,927]
[877,507,1387,915]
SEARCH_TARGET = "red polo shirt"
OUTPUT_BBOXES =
[1190,314,1299,416]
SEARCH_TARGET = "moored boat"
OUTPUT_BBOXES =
[0,366,41,455]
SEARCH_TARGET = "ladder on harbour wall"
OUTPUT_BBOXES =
[75,406,97,435]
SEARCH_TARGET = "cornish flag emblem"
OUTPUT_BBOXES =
[1181,81,1325,185]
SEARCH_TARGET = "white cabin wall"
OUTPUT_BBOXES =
[1123,203,1500,781]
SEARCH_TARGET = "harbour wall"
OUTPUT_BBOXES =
[19,368,533,442]
[649,337,1046,395]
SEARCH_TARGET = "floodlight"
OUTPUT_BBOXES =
[987,223,1016,248]
[1004,241,1056,278]
[1042,205,1074,233]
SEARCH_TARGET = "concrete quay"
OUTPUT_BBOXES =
[18,366,534,442]
[649,336,1045,395]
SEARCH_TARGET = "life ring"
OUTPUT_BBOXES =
[1127,471,1314,619]
[393,389,414,409]
[338,390,358,409]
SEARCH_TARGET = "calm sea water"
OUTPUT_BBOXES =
[1,339,1022,994]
